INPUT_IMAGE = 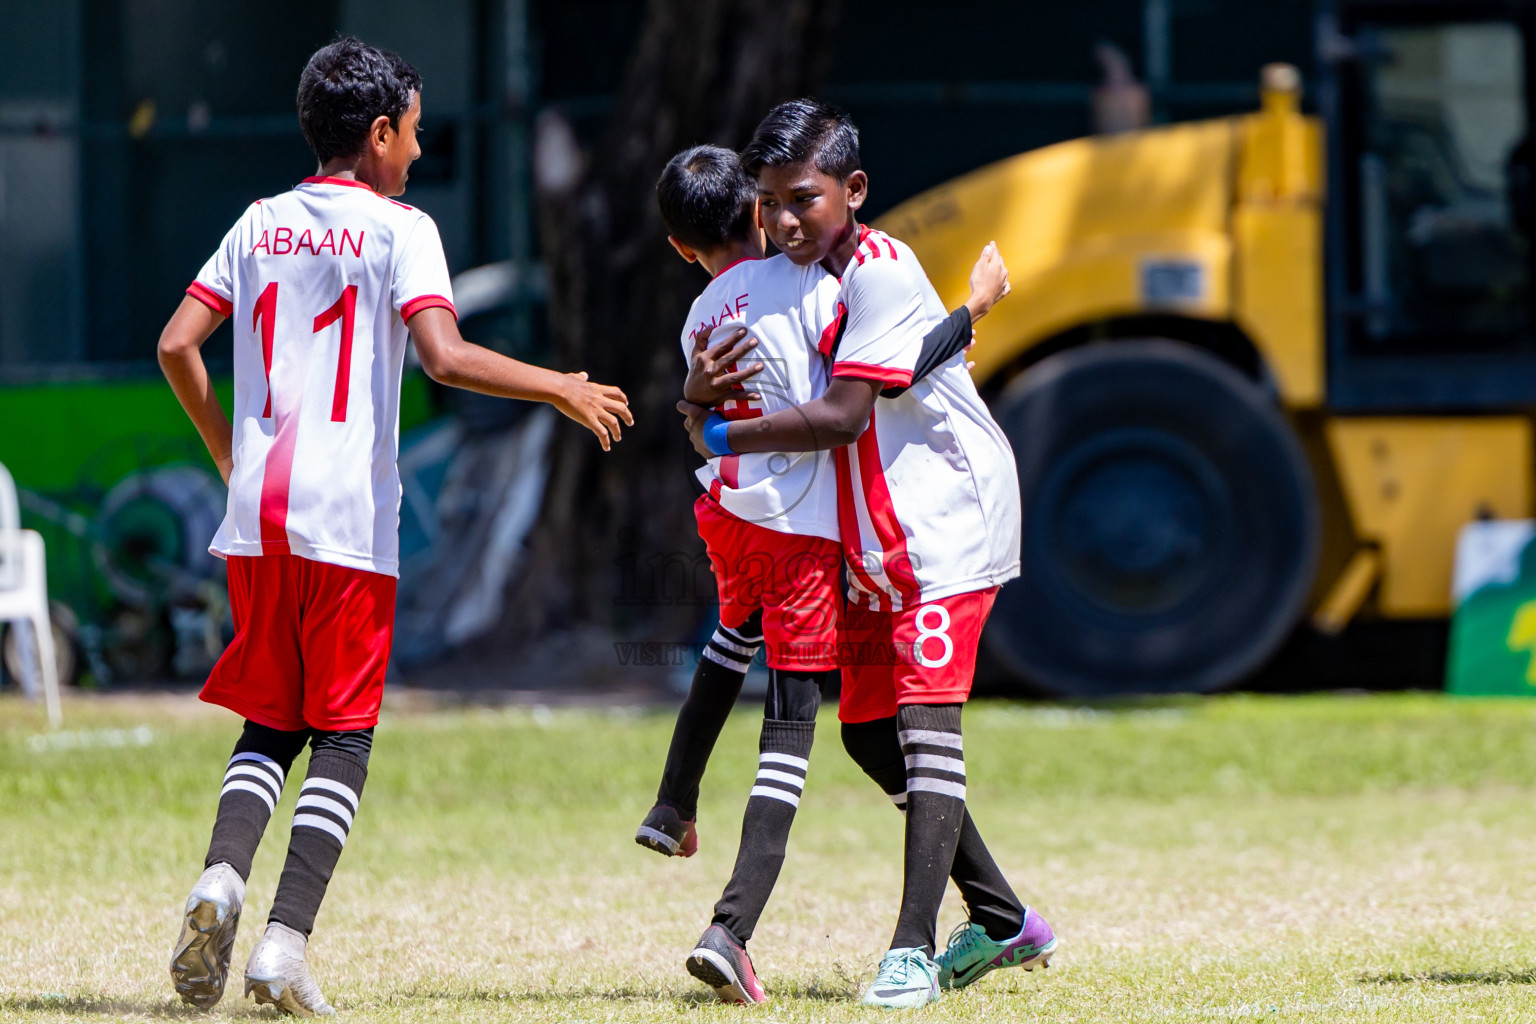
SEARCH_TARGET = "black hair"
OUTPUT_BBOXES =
[740,98,860,181]
[296,37,421,164]
[655,145,758,252]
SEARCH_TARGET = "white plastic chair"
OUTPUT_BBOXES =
[0,462,60,727]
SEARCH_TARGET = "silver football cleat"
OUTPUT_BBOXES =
[170,862,247,1009]
[244,922,335,1016]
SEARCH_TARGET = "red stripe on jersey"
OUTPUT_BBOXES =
[832,361,914,387]
[867,236,882,260]
[850,224,880,267]
[818,302,847,357]
[400,294,457,322]
[719,454,741,489]
[835,447,887,602]
[301,175,414,210]
[883,238,897,259]
[187,282,233,317]
[258,392,301,556]
[709,479,723,501]
[855,409,920,606]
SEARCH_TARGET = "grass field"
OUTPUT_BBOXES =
[4,691,1536,1022]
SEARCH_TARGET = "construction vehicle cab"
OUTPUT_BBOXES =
[877,0,1536,697]
[1326,0,1535,409]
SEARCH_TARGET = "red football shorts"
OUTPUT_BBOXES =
[695,493,841,671]
[201,554,396,731]
[838,586,999,723]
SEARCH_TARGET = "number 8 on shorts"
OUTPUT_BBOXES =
[836,585,1003,724]
[913,603,954,669]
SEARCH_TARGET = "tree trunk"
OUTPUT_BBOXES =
[506,0,844,643]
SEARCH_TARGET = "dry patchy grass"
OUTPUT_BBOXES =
[2,692,1536,1021]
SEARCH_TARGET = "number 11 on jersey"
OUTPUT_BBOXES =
[251,283,358,423]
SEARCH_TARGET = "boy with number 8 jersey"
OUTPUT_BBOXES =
[681,99,1057,1009]
[650,145,1012,1005]
[159,37,630,1015]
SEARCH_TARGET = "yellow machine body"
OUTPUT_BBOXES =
[875,84,1534,622]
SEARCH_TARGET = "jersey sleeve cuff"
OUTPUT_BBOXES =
[832,361,914,387]
[187,281,233,317]
[400,294,457,323]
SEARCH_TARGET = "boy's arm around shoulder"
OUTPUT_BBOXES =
[884,241,1011,397]
[158,297,234,483]
[407,306,634,451]
[677,375,881,458]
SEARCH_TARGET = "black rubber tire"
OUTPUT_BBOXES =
[986,340,1318,698]
[0,605,80,690]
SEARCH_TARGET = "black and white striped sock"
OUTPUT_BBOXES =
[749,740,811,809]
[702,620,764,674]
[842,715,1026,942]
[205,721,310,880]
[223,752,286,815]
[712,712,817,944]
[655,613,764,819]
[268,733,370,936]
[891,704,967,956]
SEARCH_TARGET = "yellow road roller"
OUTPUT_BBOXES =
[878,1,1536,696]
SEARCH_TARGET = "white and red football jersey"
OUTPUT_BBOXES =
[829,226,1021,610]
[187,175,456,577]
[680,254,843,541]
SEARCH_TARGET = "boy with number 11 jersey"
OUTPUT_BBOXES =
[159,37,630,1015]
[189,175,452,579]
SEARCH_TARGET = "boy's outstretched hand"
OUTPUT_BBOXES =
[685,324,765,406]
[963,241,1011,323]
[408,306,632,451]
[555,372,634,451]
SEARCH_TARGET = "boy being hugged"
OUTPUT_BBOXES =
[160,37,629,1015]
[650,146,845,1002]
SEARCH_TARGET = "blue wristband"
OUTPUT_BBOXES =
[702,413,735,457]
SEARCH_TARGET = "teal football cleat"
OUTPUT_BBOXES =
[935,907,1057,990]
[860,947,941,1009]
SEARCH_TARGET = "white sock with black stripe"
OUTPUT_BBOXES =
[269,742,368,936]
[892,704,967,957]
